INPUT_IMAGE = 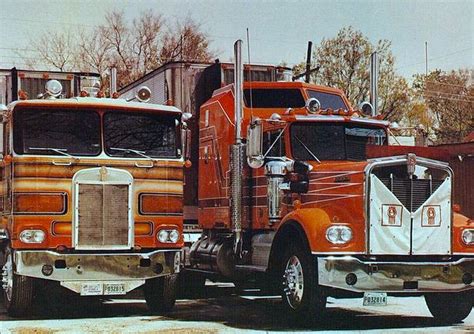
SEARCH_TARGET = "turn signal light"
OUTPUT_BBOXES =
[140,194,183,215]
[52,221,71,235]
[135,222,153,236]
[14,193,66,214]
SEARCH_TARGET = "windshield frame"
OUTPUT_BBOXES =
[103,110,181,160]
[289,121,388,162]
[12,106,182,161]
[12,106,102,157]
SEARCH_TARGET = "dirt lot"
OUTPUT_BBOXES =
[2,283,473,333]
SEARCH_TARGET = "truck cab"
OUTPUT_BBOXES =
[190,75,474,323]
[0,81,185,316]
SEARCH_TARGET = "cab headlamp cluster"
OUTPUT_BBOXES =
[19,229,45,244]
[461,229,474,246]
[157,229,180,244]
[326,225,353,245]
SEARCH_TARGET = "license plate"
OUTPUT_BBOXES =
[104,283,126,295]
[363,292,388,306]
[81,283,103,296]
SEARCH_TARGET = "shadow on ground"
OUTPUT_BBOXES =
[0,284,465,332]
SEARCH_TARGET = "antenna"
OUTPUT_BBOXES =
[246,28,254,113]
[305,41,312,83]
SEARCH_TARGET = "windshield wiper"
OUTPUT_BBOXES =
[109,147,153,160]
[294,136,321,164]
[28,147,73,157]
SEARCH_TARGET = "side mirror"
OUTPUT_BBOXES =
[181,125,191,161]
[246,118,264,168]
[305,98,321,114]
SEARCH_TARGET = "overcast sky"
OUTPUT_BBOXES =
[1,0,472,79]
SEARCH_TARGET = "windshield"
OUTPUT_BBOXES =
[307,90,348,110]
[13,108,100,156]
[291,122,387,161]
[244,89,305,108]
[104,111,179,158]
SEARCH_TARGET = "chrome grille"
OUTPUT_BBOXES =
[379,178,443,212]
[77,184,129,248]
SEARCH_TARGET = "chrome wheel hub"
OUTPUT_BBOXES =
[283,255,304,309]
[2,250,13,301]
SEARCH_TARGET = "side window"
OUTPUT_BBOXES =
[263,130,285,157]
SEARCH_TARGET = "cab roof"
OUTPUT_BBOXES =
[8,97,182,114]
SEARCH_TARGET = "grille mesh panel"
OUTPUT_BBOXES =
[77,184,129,248]
[379,178,443,211]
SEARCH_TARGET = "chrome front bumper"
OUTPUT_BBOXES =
[318,256,474,293]
[14,250,180,294]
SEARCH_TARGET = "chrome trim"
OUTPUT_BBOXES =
[364,155,454,257]
[318,256,474,293]
[294,115,390,126]
[14,249,179,282]
[72,167,134,250]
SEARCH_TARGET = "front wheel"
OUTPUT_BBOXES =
[143,274,177,313]
[280,243,326,321]
[425,293,473,323]
[2,246,34,317]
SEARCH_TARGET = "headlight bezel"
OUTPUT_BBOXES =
[325,225,353,245]
[157,228,180,244]
[461,229,474,245]
[19,229,46,244]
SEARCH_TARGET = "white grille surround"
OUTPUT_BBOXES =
[72,167,134,250]
[366,156,453,256]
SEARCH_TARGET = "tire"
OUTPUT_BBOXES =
[143,274,177,313]
[177,271,206,298]
[425,293,473,324]
[2,246,34,317]
[280,242,326,322]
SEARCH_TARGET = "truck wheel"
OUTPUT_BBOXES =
[143,274,177,313]
[425,293,473,323]
[2,246,34,317]
[178,271,206,298]
[280,242,326,321]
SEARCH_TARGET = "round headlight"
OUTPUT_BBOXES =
[169,230,179,243]
[158,230,169,243]
[19,229,45,243]
[462,229,474,245]
[326,226,353,245]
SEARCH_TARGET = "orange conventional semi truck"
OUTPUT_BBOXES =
[0,80,185,316]
[185,41,474,323]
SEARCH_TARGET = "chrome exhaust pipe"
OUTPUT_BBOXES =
[231,40,244,256]
[370,52,378,116]
[110,67,117,96]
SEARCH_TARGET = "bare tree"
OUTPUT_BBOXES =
[160,17,215,63]
[29,31,78,71]
[24,10,215,88]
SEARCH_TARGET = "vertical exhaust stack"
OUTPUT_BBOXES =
[370,52,378,116]
[110,67,117,97]
[231,40,244,256]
